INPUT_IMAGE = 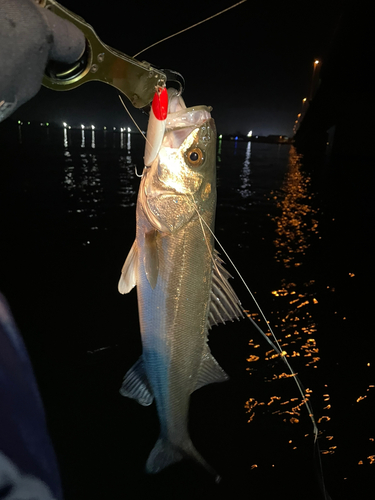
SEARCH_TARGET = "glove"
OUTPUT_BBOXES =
[0,0,85,122]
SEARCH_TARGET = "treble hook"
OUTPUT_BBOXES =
[134,164,146,178]
[139,69,184,116]
[163,69,185,96]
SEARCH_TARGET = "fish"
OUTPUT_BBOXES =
[118,87,243,478]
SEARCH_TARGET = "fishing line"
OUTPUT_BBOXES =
[186,194,318,436]
[118,95,153,176]
[133,0,247,58]
[188,194,332,500]
[118,95,149,145]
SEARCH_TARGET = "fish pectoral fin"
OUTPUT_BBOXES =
[144,229,159,289]
[207,249,244,328]
[119,356,154,406]
[194,348,229,392]
[118,240,138,294]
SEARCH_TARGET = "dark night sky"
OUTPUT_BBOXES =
[14,0,349,136]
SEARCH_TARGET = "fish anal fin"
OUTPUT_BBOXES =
[118,240,138,294]
[144,229,159,289]
[194,348,229,392]
[119,356,153,406]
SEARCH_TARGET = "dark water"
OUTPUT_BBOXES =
[0,124,374,499]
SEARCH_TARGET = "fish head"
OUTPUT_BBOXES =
[141,90,217,234]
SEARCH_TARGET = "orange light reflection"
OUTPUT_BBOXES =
[245,147,336,455]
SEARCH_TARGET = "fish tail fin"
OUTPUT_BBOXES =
[145,437,184,474]
[146,437,220,482]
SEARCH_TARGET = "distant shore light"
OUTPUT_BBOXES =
[247,130,252,137]
[127,127,131,132]
[91,125,95,130]
[81,124,85,129]
[63,122,67,128]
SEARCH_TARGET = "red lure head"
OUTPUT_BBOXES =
[152,87,168,120]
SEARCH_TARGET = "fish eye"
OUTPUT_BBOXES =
[187,147,204,167]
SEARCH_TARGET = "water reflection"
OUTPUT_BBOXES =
[63,127,68,148]
[238,141,252,198]
[59,129,139,244]
[118,153,137,208]
[272,148,318,267]
[63,147,103,242]
[245,147,335,457]
[217,136,222,164]
[63,150,75,189]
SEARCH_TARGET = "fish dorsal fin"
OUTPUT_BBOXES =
[144,229,159,289]
[118,240,138,294]
[119,356,154,406]
[207,249,244,329]
[193,346,229,392]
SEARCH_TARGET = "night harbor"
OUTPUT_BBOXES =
[1,1,374,499]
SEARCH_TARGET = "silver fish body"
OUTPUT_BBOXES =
[118,90,242,476]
